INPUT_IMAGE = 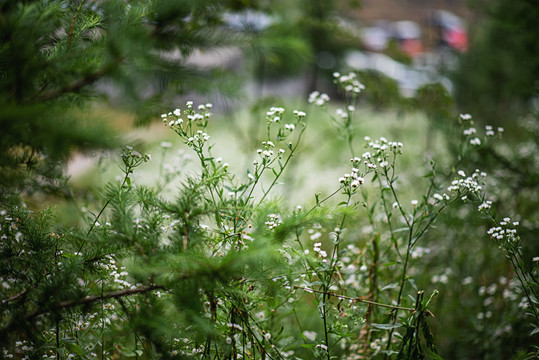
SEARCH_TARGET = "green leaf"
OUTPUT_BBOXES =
[425,347,445,360]
[381,283,399,291]
[371,323,402,330]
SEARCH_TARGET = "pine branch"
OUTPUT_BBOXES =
[35,60,121,102]
[24,284,166,322]
[68,0,86,50]
[1,271,50,308]
[1,283,38,307]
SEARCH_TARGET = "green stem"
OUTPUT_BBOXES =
[87,167,131,236]
[293,286,415,312]
[385,218,414,354]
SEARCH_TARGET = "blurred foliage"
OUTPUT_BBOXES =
[451,0,539,309]
[1,0,538,358]
[0,0,261,200]
[385,40,413,66]
[454,0,539,126]
[356,70,407,110]
[279,0,362,92]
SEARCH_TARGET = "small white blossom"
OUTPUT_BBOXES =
[470,137,481,146]
[308,91,329,106]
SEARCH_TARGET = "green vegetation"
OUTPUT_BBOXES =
[1,0,538,359]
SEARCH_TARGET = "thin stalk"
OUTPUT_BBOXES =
[485,214,539,323]
[385,219,414,354]
[87,168,131,236]
[376,173,401,259]
[305,187,342,216]
[258,127,307,205]
[385,167,412,229]
[322,290,330,360]
[56,319,60,359]
[507,250,539,322]
[293,286,415,312]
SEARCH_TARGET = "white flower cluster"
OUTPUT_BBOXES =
[338,161,365,190]
[303,330,317,341]
[447,169,486,198]
[431,267,452,284]
[337,244,367,291]
[313,242,327,258]
[169,341,205,357]
[73,311,98,331]
[487,217,519,244]
[162,101,213,139]
[361,136,403,170]
[284,123,295,132]
[432,193,450,203]
[266,106,285,123]
[365,136,403,155]
[162,102,212,123]
[333,72,365,94]
[485,125,504,137]
[337,139,401,188]
[316,343,328,351]
[459,113,503,146]
[265,213,282,230]
[186,129,211,147]
[477,200,493,212]
[369,338,382,355]
[226,322,243,331]
[99,254,133,290]
[293,109,307,119]
[308,91,330,106]
[335,106,356,120]
[256,140,285,164]
[411,246,431,259]
[14,340,34,355]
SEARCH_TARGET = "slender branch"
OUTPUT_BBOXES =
[1,282,39,307]
[258,127,306,205]
[1,270,50,308]
[385,221,414,355]
[305,187,342,217]
[87,168,131,236]
[35,61,119,102]
[293,286,415,313]
[24,284,165,322]
[68,0,86,49]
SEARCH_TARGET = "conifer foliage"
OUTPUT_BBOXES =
[1,1,538,359]
[0,0,241,199]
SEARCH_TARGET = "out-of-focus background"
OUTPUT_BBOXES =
[1,0,537,358]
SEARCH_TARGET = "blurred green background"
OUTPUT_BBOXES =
[1,0,537,358]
